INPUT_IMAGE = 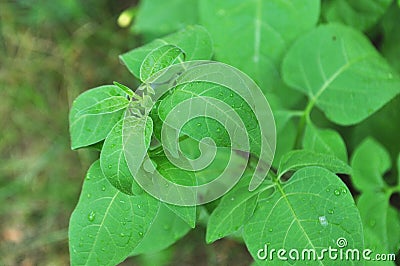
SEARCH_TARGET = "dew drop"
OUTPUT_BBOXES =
[217,9,226,16]
[197,123,201,127]
[319,216,328,227]
[341,188,347,194]
[231,197,235,201]
[88,211,96,222]
[326,188,330,192]
[101,248,105,251]
[334,189,341,196]
[369,219,376,227]
[86,175,91,180]
[268,228,273,232]
[328,209,334,214]
[229,93,234,97]
[87,193,91,198]
[138,232,144,237]
[218,233,223,238]
[119,200,125,204]
[120,233,125,237]
[216,128,221,133]
[108,164,112,169]
[101,186,106,191]
[137,204,141,209]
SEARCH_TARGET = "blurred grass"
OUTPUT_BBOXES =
[0,1,138,265]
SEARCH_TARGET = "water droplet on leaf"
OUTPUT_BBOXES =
[319,216,328,227]
[88,211,96,222]
[334,189,341,196]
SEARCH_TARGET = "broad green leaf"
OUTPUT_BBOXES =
[140,44,184,82]
[357,193,392,256]
[199,0,319,92]
[130,203,191,255]
[381,5,400,76]
[206,175,273,243]
[277,150,352,179]
[157,82,261,156]
[133,0,199,37]
[100,118,152,195]
[120,25,213,79]
[244,167,364,265]
[303,122,348,162]
[322,0,392,32]
[69,161,159,266]
[271,109,298,168]
[151,153,197,228]
[282,24,400,126]
[69,85,130,149]
[387,206,400,253]
[350,138,391,192]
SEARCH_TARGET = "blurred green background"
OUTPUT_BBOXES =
[0,1,252,265]
[0,0,135,264]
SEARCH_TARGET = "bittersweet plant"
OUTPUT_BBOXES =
[69,1,400,265]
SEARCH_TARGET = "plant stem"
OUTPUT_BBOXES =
[294,99,315,149]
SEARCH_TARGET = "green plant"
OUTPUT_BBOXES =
[69,1,400,265]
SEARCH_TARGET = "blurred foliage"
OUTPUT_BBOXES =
[0,0,137,265]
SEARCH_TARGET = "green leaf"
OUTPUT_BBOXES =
[130,203,191,255]
[272,109,297,168]
[244,167,364,265]
[151,153,197,228]
[69,85,130,149]
[322,0,392,32]
[113,81,134,97]
[120,25,213,79]
[140,44,184,82]
[387,206,400,253]
[282,24,400,125]
[133,0,199,37]
[206,175,273,243]
[277,150,352,179]
[69,161,159,266]
[350,138,391,192]
[356,192,390,254]
[199,0,319,92]
[157,82,261,156]
[100,118,152,195]
[303,122,348,162]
